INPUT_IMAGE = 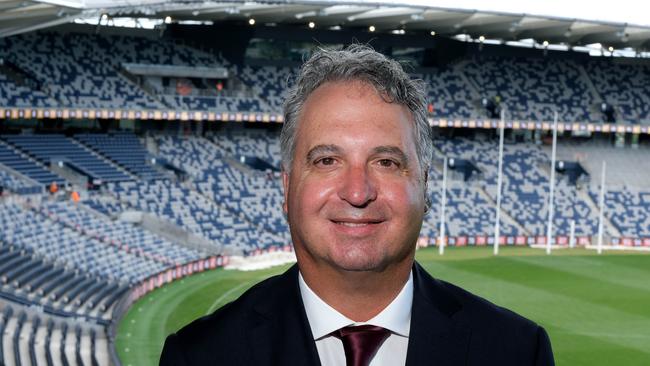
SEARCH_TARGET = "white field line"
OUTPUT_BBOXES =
[205,279,257,315]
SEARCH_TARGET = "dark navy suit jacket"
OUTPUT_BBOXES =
[160,262,554,365]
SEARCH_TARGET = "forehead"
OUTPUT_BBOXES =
[294,80,418,154]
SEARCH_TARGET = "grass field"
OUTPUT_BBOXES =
[116,247,650,365]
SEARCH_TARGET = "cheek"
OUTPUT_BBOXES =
[383,181,425,215]
[290,175,338,213]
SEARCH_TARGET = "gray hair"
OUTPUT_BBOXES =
[280,44,433,179]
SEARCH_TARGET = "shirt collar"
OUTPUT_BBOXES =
[299,271,413,340]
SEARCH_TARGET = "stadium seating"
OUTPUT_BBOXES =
[0,303,109,366]
[463,57,599,122]
[154,133,289,244]
[0,169,41,195]
[82,194,129,217]
[161,94,267,112]
[108,178,285,252]
[583,59,650,124]
[0,140,64,186]
[2,134,132,182]
[0,127,648,366]
[206,129,282,167]
[419,67,480,119]
[1,32,163,109]
[75,132,164,180]
[0,305,13,363]
[0,72,56,108]
[589,186,650,237]
[433,137,600,236]
[423,183,518,237]
[3,30,650,123]
[0,30,234,111]
[235,65,296,111]
[39,200,202,265]
[2,26,650,365]
[0,200,189,316]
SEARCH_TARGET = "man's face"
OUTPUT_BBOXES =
[283,80,426,275]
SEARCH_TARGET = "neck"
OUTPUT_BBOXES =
[299,259,413,322]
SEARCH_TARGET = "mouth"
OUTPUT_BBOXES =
[330,219,385,227]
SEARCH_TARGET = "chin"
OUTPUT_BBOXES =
[328,249,392,273]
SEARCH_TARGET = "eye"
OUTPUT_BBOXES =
[315,157,336,166]
[377,159,398,168]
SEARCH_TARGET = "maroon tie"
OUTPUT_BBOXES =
[334,325,391,366]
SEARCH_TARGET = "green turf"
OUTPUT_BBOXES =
[116,247,650,365]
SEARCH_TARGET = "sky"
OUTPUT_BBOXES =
[378,0,650,27]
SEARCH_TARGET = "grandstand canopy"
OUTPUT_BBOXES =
[2,0,650,51]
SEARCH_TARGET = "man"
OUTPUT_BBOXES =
[160,45,554,366]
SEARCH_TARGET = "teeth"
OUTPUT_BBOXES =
[337,222,369,227]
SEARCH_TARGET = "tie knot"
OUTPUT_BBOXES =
[334,325,391,366]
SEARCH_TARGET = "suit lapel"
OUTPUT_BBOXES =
[406,262,471,366]
[247,265,322,366]
[242,262,470,365]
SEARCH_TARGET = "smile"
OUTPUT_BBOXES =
[330,218,385,227]
[334,221,374,227]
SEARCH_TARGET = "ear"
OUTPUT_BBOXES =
[281,170,290,214]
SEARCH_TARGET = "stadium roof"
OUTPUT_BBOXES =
[2,0,650,51]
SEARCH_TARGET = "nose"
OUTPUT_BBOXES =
[337,165,377,207]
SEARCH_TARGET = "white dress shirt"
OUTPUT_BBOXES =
[298,271,414,366]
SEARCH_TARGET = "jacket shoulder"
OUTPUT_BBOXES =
[413,263,554,364]
[160,267,295,364]
[438,279,554,365]
[439,278,540,332]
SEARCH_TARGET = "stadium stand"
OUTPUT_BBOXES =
[0,303,112,366]
[1,135,132,183]
[463,57,599,122]
[82,194,127,217]
[3,215,155,283]
[2,29,650,123]
[0,305,10,362]
[206,128,282,167]
[0,132,648,365]
[583,59,650,124]
[590,186,650,237]
[0,169,41,195]
[108,178,284,252]
[0,140,65,186]
[419,66,479,119]
[0,72,57,108]
[75,132,165,180]
[154,133,289,242]
[234,65,296,112]
[0,32,162,109]
[432,137,602,236]
[0,198,203,320]
[0,30,239,111]
[2,19,650,366]
[39,200,201,265]
[423,183,518,237]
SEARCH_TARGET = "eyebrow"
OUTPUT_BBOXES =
[306,144,342,163]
